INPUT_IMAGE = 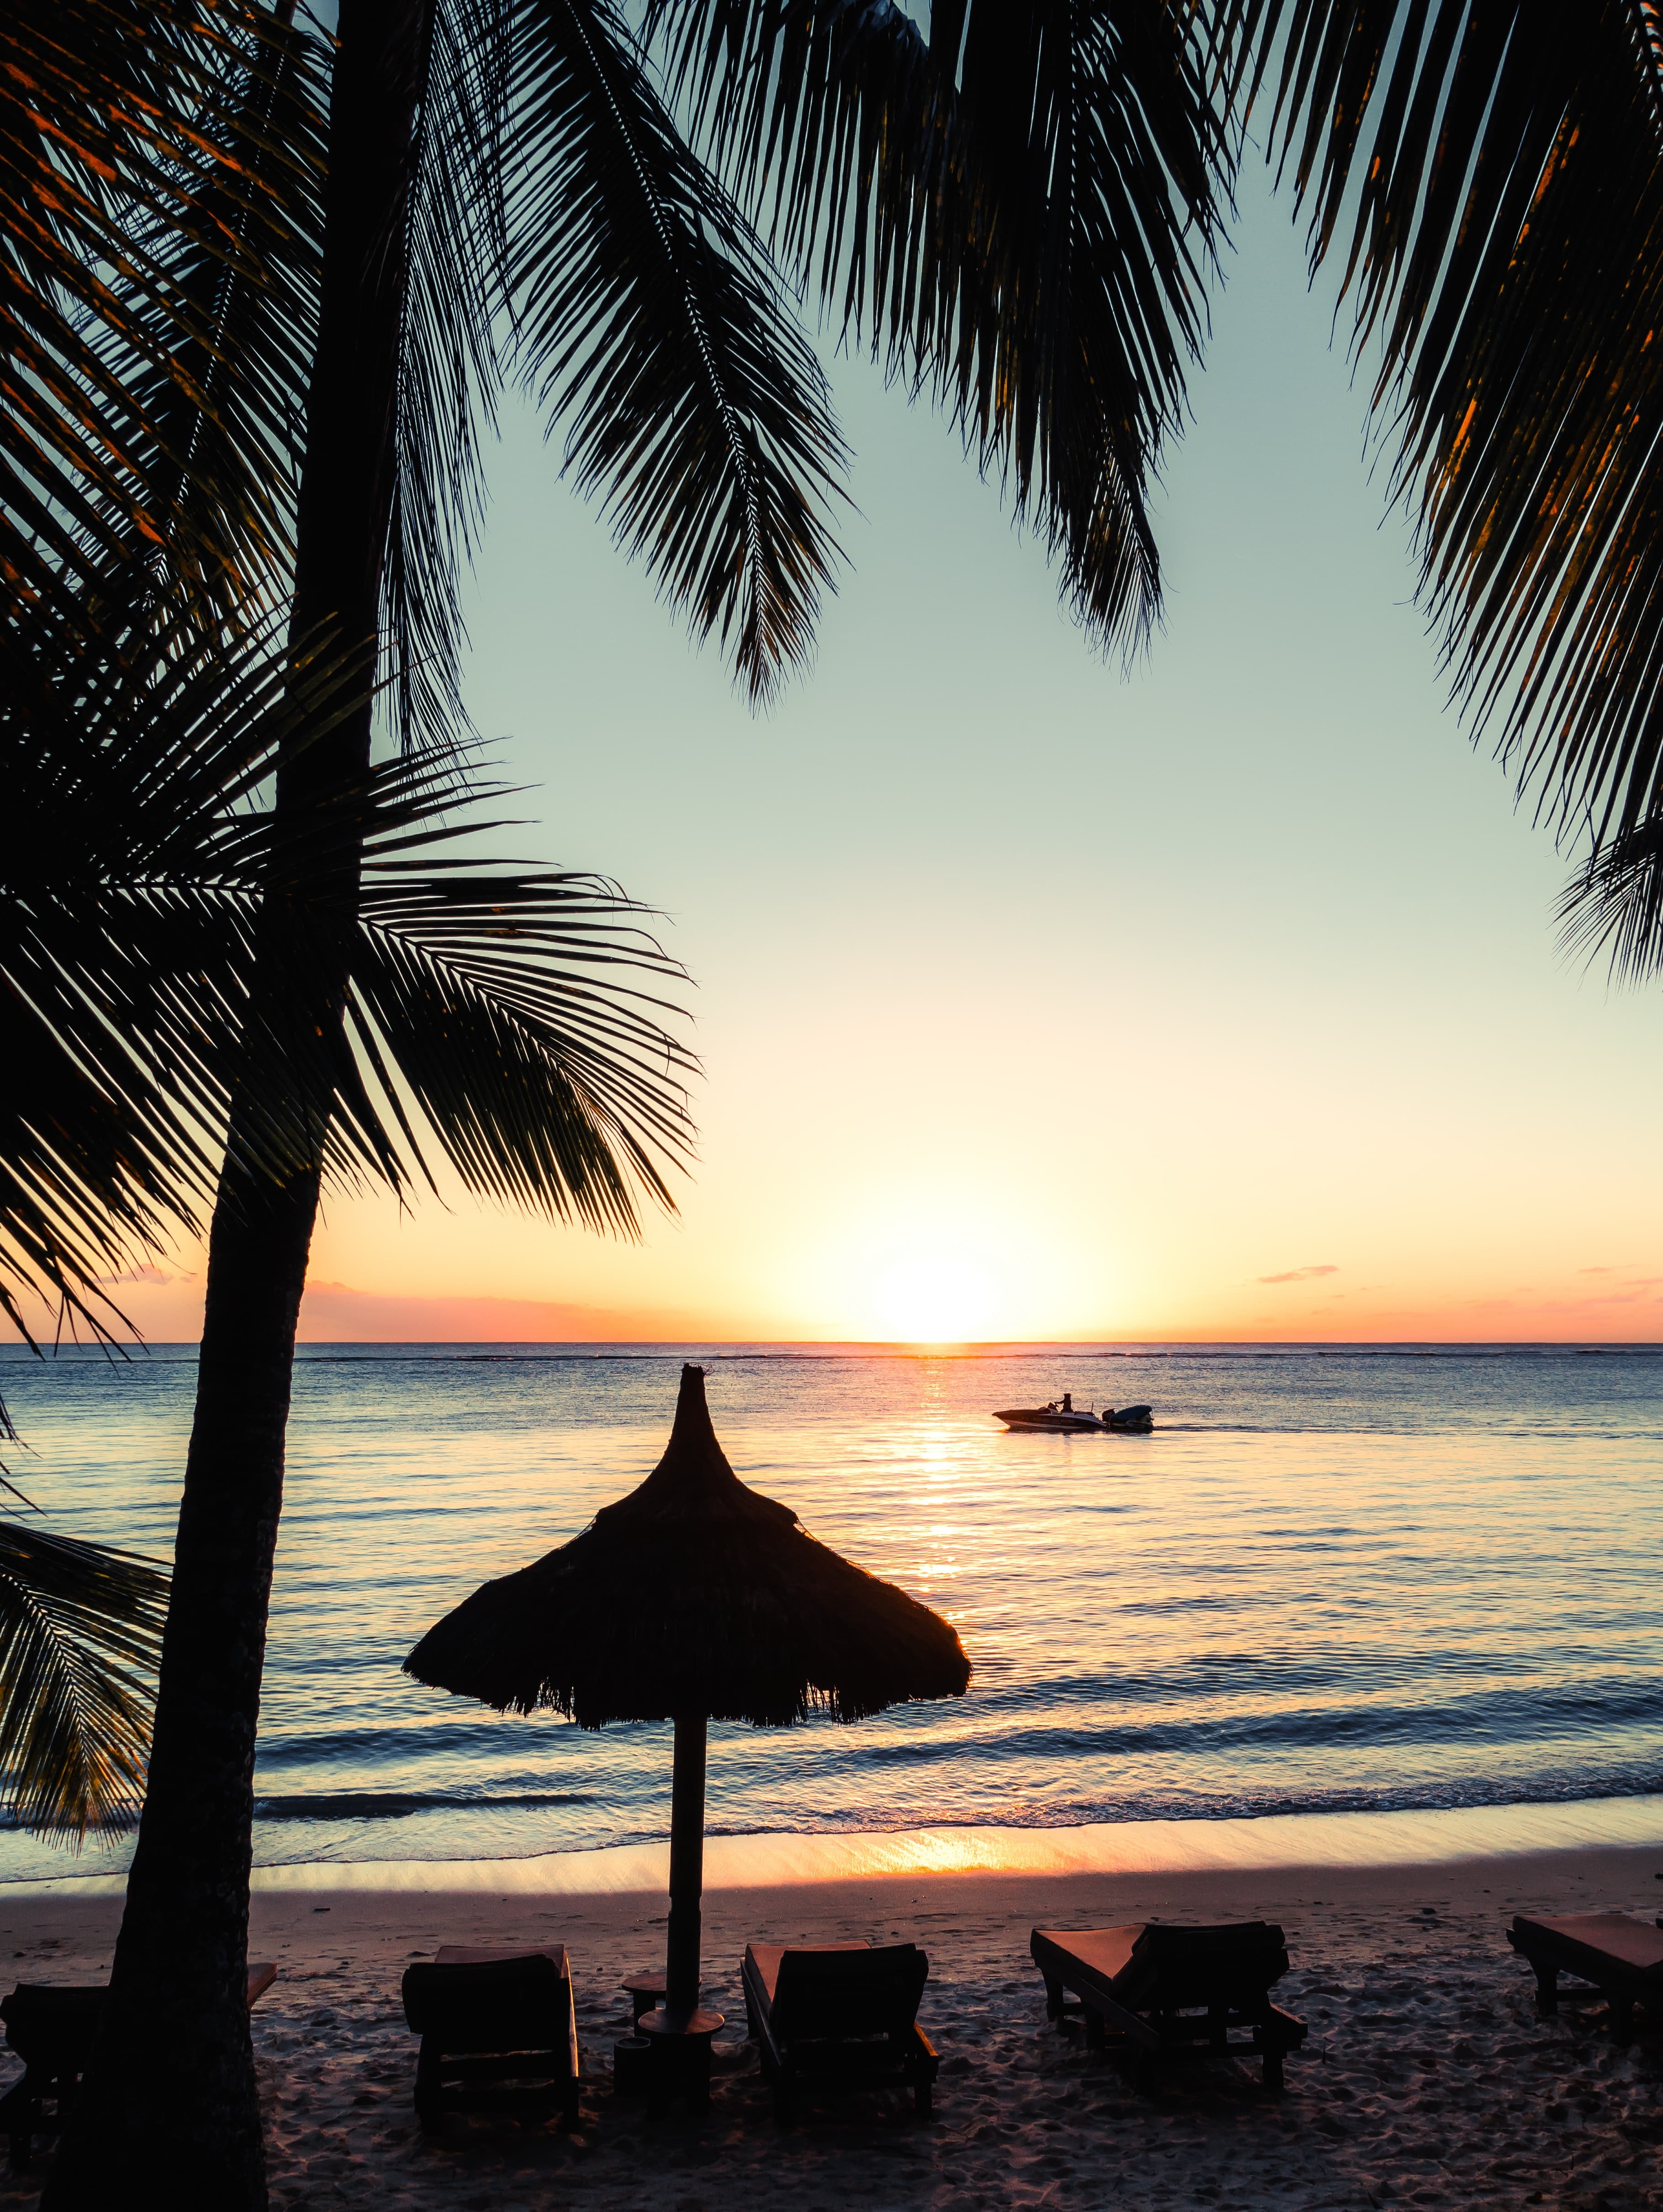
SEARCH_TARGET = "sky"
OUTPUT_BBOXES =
[103,172,1663,1345]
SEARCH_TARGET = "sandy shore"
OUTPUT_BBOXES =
[3,1845,1663,2208]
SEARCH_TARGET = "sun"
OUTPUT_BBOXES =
[872,1255,996,1343]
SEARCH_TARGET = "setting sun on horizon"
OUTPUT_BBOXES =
[869,1255,1000,1345]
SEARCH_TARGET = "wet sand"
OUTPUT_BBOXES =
[3,1844,1663,2208]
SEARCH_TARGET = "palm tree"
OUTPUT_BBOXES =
[8,0,844,2198]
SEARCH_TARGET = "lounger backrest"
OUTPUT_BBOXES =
[1121,1922,1289,2007]
[771,1944,928,2042]
[401,1955,566,2049]
[0,1986,109,2070]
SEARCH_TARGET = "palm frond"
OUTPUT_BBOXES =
[2,0,325,619]
[1557,815,1663,986]
[346,854,693,1232]
[0,1518,168,1843]
[950,0,1227,645]
[106,0,328,616]
[380,0,512,753]
[1237,1,1663,875]
[509,0,849,704]
[650,0,1231,654]
[207,745,697,1227]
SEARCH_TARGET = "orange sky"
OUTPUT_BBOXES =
[76,1227,1663,1349]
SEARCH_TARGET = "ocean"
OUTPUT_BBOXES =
[0,1341,1659,1884]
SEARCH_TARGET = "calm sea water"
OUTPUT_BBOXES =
[0,1341,1658,1882]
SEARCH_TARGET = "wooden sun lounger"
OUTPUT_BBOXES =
[1507,1913,1663,2039]
[1030,1922,1306,2092]
[741,1938,939,2117]
[401,1944,579,2130]
[0,1961,277,2172]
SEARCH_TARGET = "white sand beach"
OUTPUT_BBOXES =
[3,1841,1663,2209]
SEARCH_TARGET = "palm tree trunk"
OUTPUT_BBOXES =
[44,3,431,2201]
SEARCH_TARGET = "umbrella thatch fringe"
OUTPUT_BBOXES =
[405,1364,971,1727]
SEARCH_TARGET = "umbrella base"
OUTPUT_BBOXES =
[637,2007,724,2110]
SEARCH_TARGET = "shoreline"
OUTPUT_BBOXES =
[11,1789,1663,1899]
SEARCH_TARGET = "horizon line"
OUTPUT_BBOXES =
[5,1335,1661,1354]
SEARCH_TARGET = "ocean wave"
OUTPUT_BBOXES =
[252,1790,596,1822]
[215,1764,1663,1869]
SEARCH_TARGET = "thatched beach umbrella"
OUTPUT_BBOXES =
[404,1363,971,2047]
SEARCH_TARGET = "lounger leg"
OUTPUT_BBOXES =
[1208,2002,1228,2049]
[1610,1995,1635,2044]
[414,2039,443,2131]
[1042,1975,1065,2022]
[1262,2046,1285,2096]
[1533,1964,1559,2015]
[1084,2005,1107,2049]
[915,2076,933,2119]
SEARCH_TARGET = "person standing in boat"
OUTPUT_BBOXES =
[1061,1393,1073,1413]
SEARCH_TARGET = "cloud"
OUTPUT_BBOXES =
[1578,1266,1615,1276]
[296,1279,702,1343]
[1256,1264,1339,1285]
[93,1263,189,1288]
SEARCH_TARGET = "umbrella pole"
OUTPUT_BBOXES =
[665,1711,707,2025]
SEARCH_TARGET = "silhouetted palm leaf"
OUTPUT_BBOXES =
[0,1519,168,1843]
[1558,816,1663,987]
[2,0,324,619]
[375,0,509,752]
[651,0,1231,653]
[108,0,327,617]
[212,748,697,1227]
[511,0,849,702]
[1233,1,1663,880]
[346,854,691,1225]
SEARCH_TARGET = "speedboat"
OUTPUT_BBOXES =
[993,1401,1154,1433]
[994,1402,1101,1432]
